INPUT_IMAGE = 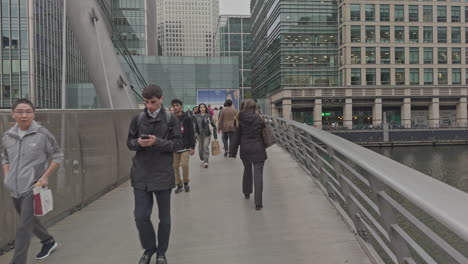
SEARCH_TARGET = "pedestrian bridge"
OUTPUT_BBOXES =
[1,110,468,264]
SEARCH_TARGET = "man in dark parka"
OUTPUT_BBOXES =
[127,85,183,264]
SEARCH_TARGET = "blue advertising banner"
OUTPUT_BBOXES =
[197,89,240,110]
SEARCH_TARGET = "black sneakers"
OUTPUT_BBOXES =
[174,184,183,194]
[36,239,58,260]
[184,183,190,192]
[156,255,167,264]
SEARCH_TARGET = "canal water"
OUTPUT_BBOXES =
[369,145,468,194]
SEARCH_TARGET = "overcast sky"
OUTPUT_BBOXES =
[219,0,250,15]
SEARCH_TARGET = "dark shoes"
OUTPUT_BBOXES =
[138,251,154,264]
[224,151,229,157]
[244,194,250,199]
[175,184,183,194]
[156,255,168,264]
[36,239,58,260]
[255,205,263,210]
[184,183,190,192]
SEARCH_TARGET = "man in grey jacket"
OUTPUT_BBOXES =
[2,98,63,264]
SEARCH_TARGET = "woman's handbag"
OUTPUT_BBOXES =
[211,139,221,155]
[262,121,277,148]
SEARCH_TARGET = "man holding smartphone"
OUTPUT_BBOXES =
[127,85,183,264]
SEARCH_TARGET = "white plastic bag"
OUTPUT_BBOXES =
[33,186,53,216]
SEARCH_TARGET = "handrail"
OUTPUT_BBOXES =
[267,116,468,263]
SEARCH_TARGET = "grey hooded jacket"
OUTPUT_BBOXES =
[2,121,63,198]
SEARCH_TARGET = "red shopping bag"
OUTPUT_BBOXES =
[33,186,53,216]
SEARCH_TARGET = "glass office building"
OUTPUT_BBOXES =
[111,0,149,56]
[1,0,89,109]
[216,15,252,99]
[250,0,338,100]
[122,56,239,107]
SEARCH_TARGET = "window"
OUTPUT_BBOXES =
[465,7,468,22]
[410,69,420,85]
[410,48,419,64]
[452,68,461,84]
[438,68,448,84]
[423,5,433,22]
[366,69,376,85]
[409,5,419,22]
[466,28,468,43]
[381,69,391,85]
[396,69,405,85]
[351,69,361,85]
[380,26,390,43]
[424,48,433,64]
[395,26,405,43]
[437,6,447,22]
[395,47,405,64]
[452,27,461,43]
[351,4,361,21]
[452,6,461,22]
[366,5,375,21]
[424,69,434,84]
[452,48,461,64]
[380,5,390,21]
[438,48,447,64]
[366,47,376,64]
[395,5,404,21]
[351,26,361,43]
[351,47,361,64]
[365,26,375,43]
[466,48,468,63]
[409,27,419,43]
[437,27,447,43]
[423,27,433,43]
[380,47,390,64]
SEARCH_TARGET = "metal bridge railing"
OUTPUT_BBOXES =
[267,116,468,264]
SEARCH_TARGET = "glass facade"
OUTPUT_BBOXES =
[251,0,338,98]
[156,0,219,56]
[111,0,147,56]
[216,15,251,99]
[121,56,239,106]
[1,0,89,109]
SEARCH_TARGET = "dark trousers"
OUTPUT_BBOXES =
[222,131,234,152]
[11,192,54,264]
[241,160,265,206]
[133,188,171,256]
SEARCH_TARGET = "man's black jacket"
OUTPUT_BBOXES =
[177,111,196,150]
[127,108,183,191]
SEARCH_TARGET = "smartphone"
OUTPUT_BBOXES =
[140,135,150,140]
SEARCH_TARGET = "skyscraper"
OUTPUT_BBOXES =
[0,0,89,109]
[156,0,219,56]
[216,15,252,99]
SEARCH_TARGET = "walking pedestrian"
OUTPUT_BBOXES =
[2,98,63,264]
[193,103,217,168]
[171,99,196,194]
[218,99,237,157]
[127,85,183,264]
[230,99,267,210]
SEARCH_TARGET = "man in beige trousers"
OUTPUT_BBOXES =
[217,99,238,157]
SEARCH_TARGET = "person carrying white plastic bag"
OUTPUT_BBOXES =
[2,99,63,264]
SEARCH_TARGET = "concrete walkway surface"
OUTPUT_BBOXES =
[0,145,372,264]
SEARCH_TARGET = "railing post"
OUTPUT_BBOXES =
[368,178,413,264]
[327,148,366,238]
[308,135,334,197]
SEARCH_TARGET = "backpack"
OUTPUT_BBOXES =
[136,110,173,137]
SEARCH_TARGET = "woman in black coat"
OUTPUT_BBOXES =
[230,99,267,210]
